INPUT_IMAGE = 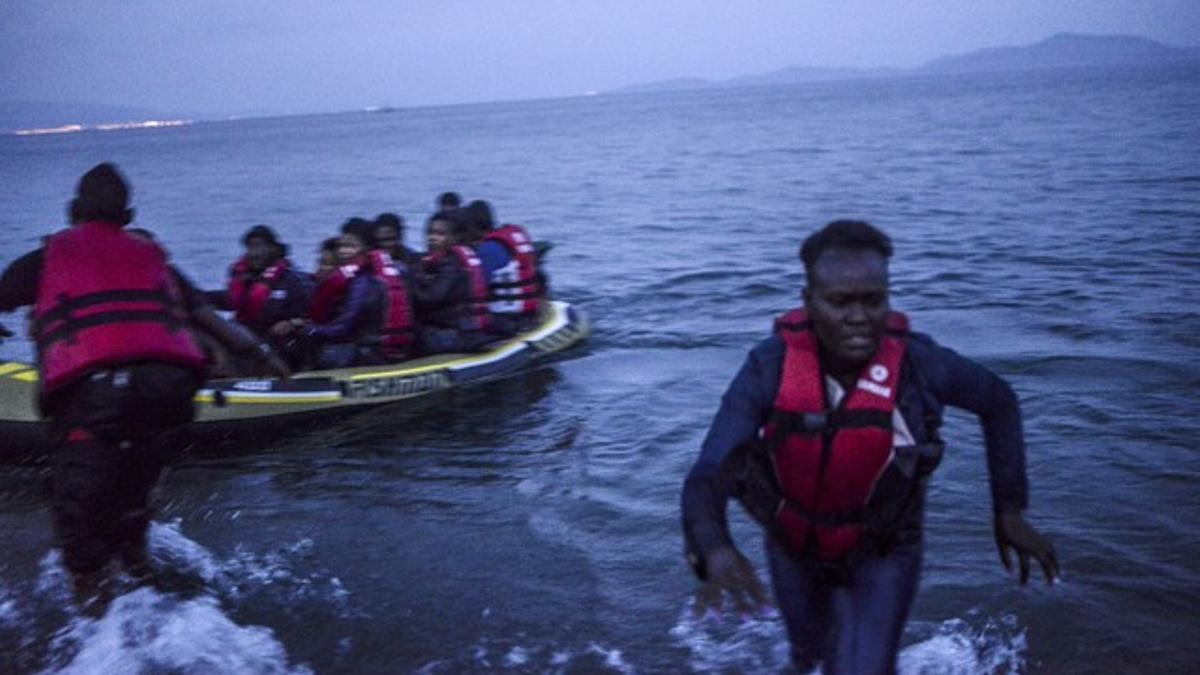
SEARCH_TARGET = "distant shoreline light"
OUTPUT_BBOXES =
[13,119,191,136]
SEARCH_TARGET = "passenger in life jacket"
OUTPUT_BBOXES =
[365,229,418,362]
[314,236,341,282]
[680,220,1059,674]
[373,213,422,269]
[462,200,546,337]
[0,163,208,612]
[207,225,313,368]
[288,229,386,369]
[412,210,492,354]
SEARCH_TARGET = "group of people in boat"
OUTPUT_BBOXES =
[204,192,547,374]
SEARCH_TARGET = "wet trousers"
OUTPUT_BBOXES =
[766,535,923,675]
[46,364,198,580]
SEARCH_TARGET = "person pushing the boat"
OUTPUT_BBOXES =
[680,219,1059,673]
[0,163,208,612]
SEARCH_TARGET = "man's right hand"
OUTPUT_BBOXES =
[693,545,772,617]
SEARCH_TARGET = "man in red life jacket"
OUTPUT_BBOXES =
[207,225,312,368]
[681,220,1058,673]
[0,163,208,612]
[373,212,422,269]
[462,200,546,336]
[413,210,492,354]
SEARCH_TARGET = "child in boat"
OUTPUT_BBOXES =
[412,210,492,354]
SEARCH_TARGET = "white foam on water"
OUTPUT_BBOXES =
[585,643,638,674]
[4,520,350,673]
[670,598,1027,674]
[418,637,639,673]
[669,600,793,673]
[51,587,311,675]
[899,615,1027,675]
[503,645,530,666]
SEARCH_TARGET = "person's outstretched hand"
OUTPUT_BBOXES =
[693,545,772,618]
[994,511,1059,585]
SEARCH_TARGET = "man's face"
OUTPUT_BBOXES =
[337,234,365,264]
[803,247,890,369]
[245,238,276,271]
[426,219,451,251]
[373,224,399,252]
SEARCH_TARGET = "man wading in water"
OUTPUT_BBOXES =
[0,163,207,614]
[681,220,1058,673]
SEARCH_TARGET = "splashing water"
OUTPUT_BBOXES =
[670,599,1026,674]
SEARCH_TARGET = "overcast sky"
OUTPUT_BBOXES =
[2,0,1197,116]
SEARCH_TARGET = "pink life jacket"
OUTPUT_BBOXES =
[227,256,289,327]
[33,221,206,396]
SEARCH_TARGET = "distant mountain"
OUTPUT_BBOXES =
[607,33,1200,96]
[921,32,1200,74]
[0,101,188,133]
[726,65,902,87]
[608,77,717,94]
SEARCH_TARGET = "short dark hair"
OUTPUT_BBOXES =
[438,191,461,208]
[799,220,893,275]
[375,212,403,234]
[320,236,340,253]
[427,209,471,242]
[74,162,131,223]
[340,217,374,247]
[463,199,495,233]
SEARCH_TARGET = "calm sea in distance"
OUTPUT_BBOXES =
[0,64,1197,673]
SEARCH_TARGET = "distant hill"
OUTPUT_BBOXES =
[607,33,1200,95]
[921,32,1200,73]
[0,101,187,134]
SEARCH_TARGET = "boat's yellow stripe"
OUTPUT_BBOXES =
[0,362,29,376]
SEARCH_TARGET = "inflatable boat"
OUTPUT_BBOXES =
[0,300,590,463]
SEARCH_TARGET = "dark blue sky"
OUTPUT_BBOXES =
[2,0,1197,116]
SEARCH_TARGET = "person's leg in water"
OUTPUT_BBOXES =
[825,542,923,674]
[50,427,130,614]
[766,536,835,672]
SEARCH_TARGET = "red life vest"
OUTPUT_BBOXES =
[482,224,542,315]
[764,308,909,561]
[425,246,491,333]
[366,250,416,359]
[33,221,206,396]
[309,262,361,324]
[227,257,290,327]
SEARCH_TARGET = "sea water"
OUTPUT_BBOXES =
[0,64,1197,673]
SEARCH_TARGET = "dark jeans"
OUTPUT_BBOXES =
[46,363,198,579]
[766,535,923,675]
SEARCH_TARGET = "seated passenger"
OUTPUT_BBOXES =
[365,244,417,363]
[463,200,546,336]
[297,231,385,369]
[314,237,340,282]
[209,225,312,367]
[413,211,492,354]
[373,212,422,268]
